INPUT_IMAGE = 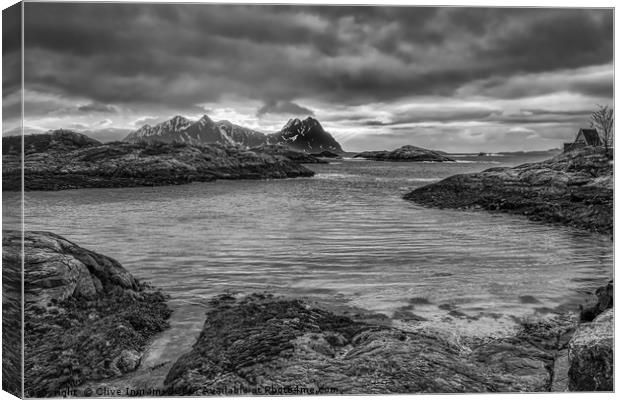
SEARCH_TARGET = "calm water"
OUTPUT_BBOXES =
[2,154,613,389]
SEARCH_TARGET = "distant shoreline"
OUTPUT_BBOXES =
[404,147,613,236]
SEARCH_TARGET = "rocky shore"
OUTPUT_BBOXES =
[2,230,172,397]
[2,231,612,395]
[568,281,613,391]
[2,130,315,191]
[2,232,22,397]
[354,145,455,162]
[404,147,612,234]
[163,292,583,394]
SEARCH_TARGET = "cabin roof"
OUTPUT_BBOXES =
[577,128,601,146]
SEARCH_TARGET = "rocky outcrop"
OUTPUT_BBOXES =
[2,129,102,156]
[164,293,573,395]
[567,281,614,391]
[2,232,22,397]
[2,230,171,397]
[404,148,613,234]
[2,139,315,191]
[568,309,613,391]
[579,280,613,322]
[354,145,455,162]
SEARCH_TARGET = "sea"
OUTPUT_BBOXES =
[2,153,613,390]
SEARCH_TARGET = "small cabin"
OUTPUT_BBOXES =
[563,128,602,153]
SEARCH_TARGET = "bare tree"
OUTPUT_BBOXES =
[590,105,614,154]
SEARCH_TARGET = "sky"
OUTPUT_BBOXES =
[2,3,614,152]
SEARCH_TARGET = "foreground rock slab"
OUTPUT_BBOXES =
[2,230,172,397]
[164,293,574,395]
[568,280,614,391]
[354,145,455,162]
[404,148,612,234]
[2,131,315,191]
[568,309,613,391]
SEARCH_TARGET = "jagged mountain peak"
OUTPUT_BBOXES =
[282,116,319,130]
[170,115,191,123]
[123,114,343,153]
[271,116,343,153]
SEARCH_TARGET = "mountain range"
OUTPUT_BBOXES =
[123,115,344,153]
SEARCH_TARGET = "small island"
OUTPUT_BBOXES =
[2,130,316,191]
[353,145,455,162]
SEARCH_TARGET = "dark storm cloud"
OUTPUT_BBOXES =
[22,3,613,110]
[3,2,22,125]
[256,100,314,117]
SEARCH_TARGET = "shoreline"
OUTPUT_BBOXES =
[2,136,316,192]
[9,229,613,395]
[3,231,172,397]
[404,148,613,236]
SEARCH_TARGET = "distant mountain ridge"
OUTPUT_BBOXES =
[123,115,343,153]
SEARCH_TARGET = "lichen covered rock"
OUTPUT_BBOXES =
[568,307,613,391]
[2,230,172,397]
[164,293,569,395]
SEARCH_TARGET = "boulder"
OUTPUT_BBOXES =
[568,309,613,391]
[2,230,172,397]
[580,281,613,322]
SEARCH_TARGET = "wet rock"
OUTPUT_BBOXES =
[551,350,570,392]
[580,280,613,322]
[354,145,455,162]
[568,309,613,391]
[2,230,172,397]
[164,293,563,394]
[2,138,315,191]
[404,148,612,234]
[393,309,428,321]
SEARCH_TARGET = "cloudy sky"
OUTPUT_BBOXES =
[2,3,613,152]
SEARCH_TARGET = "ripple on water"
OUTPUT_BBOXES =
[3,157,612,377]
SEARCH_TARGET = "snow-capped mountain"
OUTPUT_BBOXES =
[123,115,343,153]
[268,117,343,153]
[123,115,265,147]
